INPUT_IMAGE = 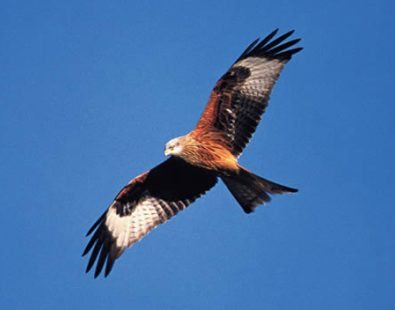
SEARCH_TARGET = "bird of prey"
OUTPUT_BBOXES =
[83,29,302,277]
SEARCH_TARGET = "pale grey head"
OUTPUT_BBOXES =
[164,136,185,157]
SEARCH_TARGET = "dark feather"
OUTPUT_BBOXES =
[261,30,295,53]
[235,29,279,62]
[95,240,110,278]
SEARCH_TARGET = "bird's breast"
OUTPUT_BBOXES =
[181,141,238,173]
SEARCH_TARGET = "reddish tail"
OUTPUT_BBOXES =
[221,166,297,213]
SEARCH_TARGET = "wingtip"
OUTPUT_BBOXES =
[287,29,295,36]
[104,257,115,277]
[85,265,93,274]
[292,38,301,44]
[236,28,302,62]
[104,269,111,278]
[94,262,103,278]
[82,249,88,257]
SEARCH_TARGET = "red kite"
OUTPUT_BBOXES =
[83,29,302,277]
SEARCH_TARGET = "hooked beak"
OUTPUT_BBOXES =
[164,148,170,156]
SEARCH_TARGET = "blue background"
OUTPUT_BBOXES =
[1,1,394,309]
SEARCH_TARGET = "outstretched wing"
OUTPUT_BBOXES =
[82,157,217,277]
[194,29,302,156]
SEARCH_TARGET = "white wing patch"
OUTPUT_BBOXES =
[234,57,285,96]
[104,195,179,252]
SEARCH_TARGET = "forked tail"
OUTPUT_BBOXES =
[221,166,297,213]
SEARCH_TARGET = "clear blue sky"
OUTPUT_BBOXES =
[1,0,394,309]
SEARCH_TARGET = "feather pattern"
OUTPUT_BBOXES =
[82,157,217,277]
[194,29,302,156]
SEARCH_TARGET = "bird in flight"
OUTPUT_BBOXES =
[83,29,302,277]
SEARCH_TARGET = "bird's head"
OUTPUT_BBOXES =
[164,136,184,157]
